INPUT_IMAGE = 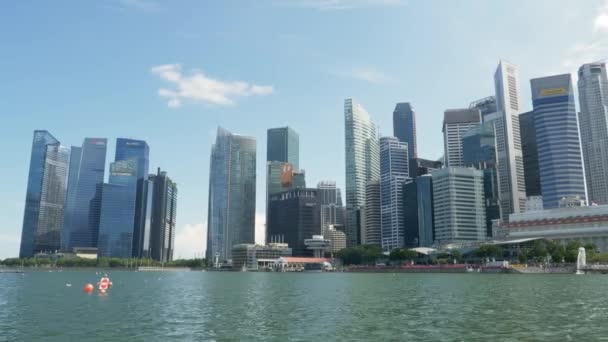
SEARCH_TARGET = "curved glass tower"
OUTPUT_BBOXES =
[206,127,256,263]
[344,98,380,247]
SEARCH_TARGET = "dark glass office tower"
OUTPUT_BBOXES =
[20,130,66,257]
[393,103,417,159]
[408,158,442,178]
[98,160,138,258]
[115,138,150,257]
[149,168,178,262]
[207,127,256,262]
[267,127,299,169]
[267,188,320,257]
[62,138,107,251]
[519,111,541,197]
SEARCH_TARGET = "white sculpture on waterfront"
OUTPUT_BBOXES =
[576,247,586,275]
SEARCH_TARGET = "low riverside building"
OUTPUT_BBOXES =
[272,257,332,271]
[231,243,292,271]
[497,205,608,252]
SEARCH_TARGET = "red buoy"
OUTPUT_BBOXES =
[83,283,94,294]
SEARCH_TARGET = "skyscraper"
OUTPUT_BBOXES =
[403,177,435,248]
[519,111,541,197]
[344,98,380,246]
[408,158,442,179]
[148,168,177,262]
[317,181,344,232]
[462,122,500,237]
[97,159,138,258]
[62,138,107,251]
[114,138,150,257]
[531,74,586,208]
[20,131,70,257]
[578,62,608,204]
[364,180,381,246]
[206,127,256,262]
[379,136,409,251]
[267,127,299,169]
[442,108,481,167]
[393,102,417,159]
[492,60,527,218]
[267,188,320,256]
[432,167,486,243]
[470,96,498,121]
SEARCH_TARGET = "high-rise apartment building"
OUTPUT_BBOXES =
[63,138,107,251]
[492,60,527,218]
[206,127,256,262]
[519,111,541,197]
[148,168,177,262]
[393,102,417,159]
[20,131,70,257]
[432,167,486,243]
[531,74,587,209]
[379,137,409,251]
[578,62,608,204]
[344,98,380,246]
[442,108,481,168]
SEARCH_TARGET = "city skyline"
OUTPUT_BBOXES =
[3,0,608,259]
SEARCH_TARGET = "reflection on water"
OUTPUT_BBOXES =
[1,271,607,341]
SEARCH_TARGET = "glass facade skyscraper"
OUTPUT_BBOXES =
[379,136,409,251]
[267,127,299,169]
[578,62,608,204]
[344,98,380,247]
[267,188,320,257]
[393,102,417,159]
[20,131,69,257]
[149,168,178,262]
[206,127,256,262]
[462,122,500,237]
[403,177,435,248]
[62,138,107,251]
[97,159,138,258]
[531,74,586,208]
[35,144,70,253]
[115,138,150,257]
[519,111,541,197]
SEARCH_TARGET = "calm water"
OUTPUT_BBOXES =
[1,271,607,341]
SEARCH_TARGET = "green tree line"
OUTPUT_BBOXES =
[0,257,206,268]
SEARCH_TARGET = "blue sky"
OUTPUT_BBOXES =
[1,0,607,259]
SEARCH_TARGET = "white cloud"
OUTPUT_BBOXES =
[595,1,608,32]
[118,0,161,12]
[561,41,608,70]
[278,0,403,11]
[174,222,206,259]
[151,64,274,107]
